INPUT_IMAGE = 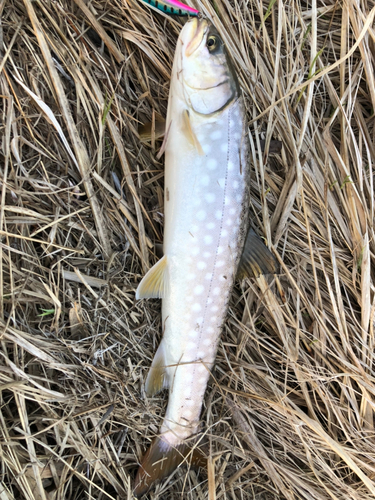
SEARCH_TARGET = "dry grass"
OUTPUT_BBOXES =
[1,0,375,498]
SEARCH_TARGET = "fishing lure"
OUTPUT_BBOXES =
[141,0,200,17]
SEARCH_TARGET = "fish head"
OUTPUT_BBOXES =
[178,18,238,115]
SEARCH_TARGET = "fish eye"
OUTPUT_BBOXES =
[207,34,221,52]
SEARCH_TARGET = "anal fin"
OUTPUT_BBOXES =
[238,229,277,279]
[145,341,169,396]
[136,255,168,300]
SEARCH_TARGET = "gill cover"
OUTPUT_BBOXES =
[181,19,238,114]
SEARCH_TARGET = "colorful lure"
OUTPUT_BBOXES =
[141,0,200,17]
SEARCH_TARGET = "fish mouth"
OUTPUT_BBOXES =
[185,18,209,57]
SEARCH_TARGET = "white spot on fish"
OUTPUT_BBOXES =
[192,303,202,312]
[191,224,199,232]
[187,272,196,280]
[236,194,242,203]
[186,399,194,406]
[204,235,213,245]
[210,130,222,140]
[185,387,191,396]
[200,174,210,186]
[196,210,206,220]
[225,196,231,206]
[218,178,225,188]
[203,144,212,154]
[216,260,224,267]
[228,160,234,170]
[207,327,215,334]
[207,297,213,304]
[207,159,217,170]
[197,351,205,358]
[213,287,220,295]
[229,208,236,215]
[189,330,198,338]
[205,193,215,203]
[233,180,239,189]
[187,341,196,349]
[221,143,228,153]
[184,409,193,417]
[215,210,223,220]
[203,251,211,258]
[198,364,206,372]
[210,315,218,322]
[197,316,203,324]
[217,246,224,254]
[226,219,232,225]
[194,285,204,295]
[206,222,215,230]
[198,376,206,384]
[233,132,241,140]
[191,247,200,256]
[197,261,207,270]
[203,338,211,346]
[205,272,213,280]
[221,229,228,237]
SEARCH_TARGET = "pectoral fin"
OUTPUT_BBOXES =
[156,121,172,160]
[238,229,277,279]
[136,255,168,299]
[138,119,166,142]
[145,341,169,396]
[182,109,204,156]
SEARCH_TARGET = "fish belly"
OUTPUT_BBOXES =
[161,99,249,445]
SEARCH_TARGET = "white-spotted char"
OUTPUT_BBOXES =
[134,18,276,497]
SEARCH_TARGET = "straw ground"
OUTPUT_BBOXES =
[1,0,375,498]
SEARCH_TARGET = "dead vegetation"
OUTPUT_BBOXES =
[1,0,375,498]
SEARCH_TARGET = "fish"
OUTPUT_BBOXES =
[140,0,200,17]
[134,17,276,496]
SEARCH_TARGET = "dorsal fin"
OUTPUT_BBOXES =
[145,341,169,396]
[181,109,204,155]
[238,229,277,279]
[134,436,206,497]
[136,256,168,299]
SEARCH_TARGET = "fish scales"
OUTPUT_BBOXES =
[161,100,249,442]
[134,17,275,497]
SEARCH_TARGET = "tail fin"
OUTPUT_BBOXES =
[134,436,206,497]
